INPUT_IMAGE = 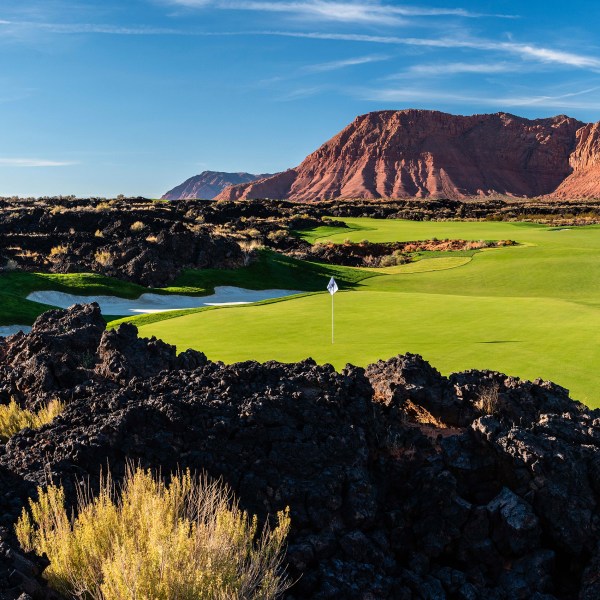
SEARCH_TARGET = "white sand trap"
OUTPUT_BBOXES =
[26,286,303,316]
[0,325,32,337]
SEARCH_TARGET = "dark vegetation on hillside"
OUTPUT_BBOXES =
[0,303,600,599]
[2,196,600,289]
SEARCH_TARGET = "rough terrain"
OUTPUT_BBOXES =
[216,110,600,201]
[3,196,600,289]
[0,304,599,599]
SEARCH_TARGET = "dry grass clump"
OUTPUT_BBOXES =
[239,239,262,266]
[0,399,64,442]
[129,221,145,232]
[94,250,113,267]
[50,245,68,256]
[16,466,291,600]
[475,384,500,415]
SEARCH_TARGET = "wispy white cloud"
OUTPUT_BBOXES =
[260,31,600,71]
[163,1,515,25]
[0,158,77,167]
[0,19,187,35]
[3,14,598,74]
[396,61,516,77]
[277,85,327,100]
[303,54,389,72]
[498,43,600,69]
[361,85,600,110]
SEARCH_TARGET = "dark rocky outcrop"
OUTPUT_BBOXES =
[0,304,599,598]
[4,196,600,293]
[0,198,243,287]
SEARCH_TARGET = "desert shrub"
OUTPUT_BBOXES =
[1,258,18,271]
[16,466,291,600]
[130,221,145,232]
[379,251,408,267]
[240,228,262,240]
[266,230,288,244]
[50,245,68,256]
[94,250,112,267]
[0,399,64,442]
[239,239,262,266]
[475,385,500,415]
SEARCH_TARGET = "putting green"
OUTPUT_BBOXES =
[136,219,600,407]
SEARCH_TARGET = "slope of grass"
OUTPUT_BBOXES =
[0,251,371,326]
[171,249,374,293]
[138,219,600,408]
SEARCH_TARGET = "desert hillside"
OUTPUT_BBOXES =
[162,170,273,200]
[216,110,600,201]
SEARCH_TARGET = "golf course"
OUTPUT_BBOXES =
[3,217,600,406]
[132,218,600,408]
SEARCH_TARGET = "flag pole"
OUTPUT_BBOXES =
[331,291,334,344]
[327,276,338,345]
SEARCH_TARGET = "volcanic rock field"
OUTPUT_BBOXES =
[0,302,598,599]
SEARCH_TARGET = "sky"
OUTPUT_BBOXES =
[1,0,600,198]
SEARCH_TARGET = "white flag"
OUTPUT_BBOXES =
[327,277,338,295]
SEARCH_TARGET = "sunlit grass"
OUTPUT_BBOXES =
[16,465,291,600]
[0,399,64,442]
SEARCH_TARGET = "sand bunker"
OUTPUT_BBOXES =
[26,286,303,316]
[0,325,32,337]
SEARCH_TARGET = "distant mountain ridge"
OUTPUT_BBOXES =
[215,110,600,201]
[162,171,273,200]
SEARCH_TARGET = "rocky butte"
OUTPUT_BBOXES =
[1,304,600,598]
[162,171,273,200]
[215,109,600,201]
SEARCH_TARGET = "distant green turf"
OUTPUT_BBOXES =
[138,219,600,407]
[0,251,371,325]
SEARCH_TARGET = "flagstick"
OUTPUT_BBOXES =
[331,292,334,344]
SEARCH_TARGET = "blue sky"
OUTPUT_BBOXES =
[1,0,600,197]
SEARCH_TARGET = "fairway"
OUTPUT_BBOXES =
[134,218,600,407]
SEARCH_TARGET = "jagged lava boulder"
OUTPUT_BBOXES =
[1,305,600,599]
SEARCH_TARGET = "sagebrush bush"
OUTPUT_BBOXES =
[129,221,145,232]
[94,250,112,267]
[16,466,291,600]
[0,399,64,442]
[49,245,68,256]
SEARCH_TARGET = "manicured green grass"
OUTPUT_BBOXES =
[139,219,600,407]
[0,251,371,325]
[171,249,374,293]
[0,272,151,325]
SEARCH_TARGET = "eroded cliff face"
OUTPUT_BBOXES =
[216,110,586,201]
[552,122,600,198]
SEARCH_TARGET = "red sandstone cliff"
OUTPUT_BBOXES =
[215,110,589,201]
[551,122,600,198]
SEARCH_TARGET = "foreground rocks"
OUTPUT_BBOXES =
[0,305,599,599]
